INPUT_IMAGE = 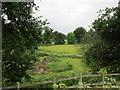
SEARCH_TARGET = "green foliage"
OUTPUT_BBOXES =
[81,29,97,44]
[53,82,67,88]
[43,27,54,44]
[3,1,120,88]
[58,82,67,88]
[2,2,49,85]
[102,76,120,88]
[22,71,85,88]
[74,27,86,43]
[67,32,76,44]
[22,72,120,88]
[85,6,120,73]
[53,83,59,88]
[85,41,108,74]
[53,31,66,45]
[47,62,73,72]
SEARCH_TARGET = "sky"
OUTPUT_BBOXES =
[33,0,119,34]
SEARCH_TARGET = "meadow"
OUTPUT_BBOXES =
[23,44,119,89]
[38,44,79,54]
[26,44,90,83]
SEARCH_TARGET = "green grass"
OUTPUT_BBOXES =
[36,44,90,74]
[47,62,73,72]
[38,45,80,54]
[59,57,89,73]
[26,44,91,85]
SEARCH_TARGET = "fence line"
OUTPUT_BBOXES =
[67,81,120,88]
[3,73,120,89]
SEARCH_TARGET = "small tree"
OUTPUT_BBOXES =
[85,34,108,73]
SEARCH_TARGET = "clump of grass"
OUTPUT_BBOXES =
[47,62,73,72]
[46,56,60,62]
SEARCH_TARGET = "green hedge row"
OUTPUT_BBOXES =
[36,50,83,58]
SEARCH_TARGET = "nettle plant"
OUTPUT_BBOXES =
[53,82,67,88]
[77,76,120,88]
[103,76,120,88]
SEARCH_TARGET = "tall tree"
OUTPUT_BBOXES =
[53,31,66,45]
[85,4,120,73]
[43,27,54,44]
[67,32,76,44]
[2,2,47,85]
[81,29,102,44]
[74,27,86,43]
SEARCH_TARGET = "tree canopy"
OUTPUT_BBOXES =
[53,31,66,45]
[85,5,120,73]
[74,27,86,43]
[67,32,76,44]
[2,2,48,84]
[43,26,54,44]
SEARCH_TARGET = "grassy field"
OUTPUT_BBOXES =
[27,44,90,83]
[38,45,79,54]
[22,45,119,88]
[59,57,88,70]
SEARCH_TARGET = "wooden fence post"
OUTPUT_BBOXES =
[102,73,105,86]
[102,73,104,82]
[17,82,20,90]
[119,86,120,90]
[78,73,83,88]
[53,77,58,89]
[80,73,82,84]
[53,77,56,84]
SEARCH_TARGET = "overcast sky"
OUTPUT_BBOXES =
[33,0,118,34]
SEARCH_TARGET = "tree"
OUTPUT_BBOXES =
[93,6,120,73]
[85,4,120,73]
[85,34,108,73]
[53,31,66,45]
[67,32,76,44]
[43,27,54,44]
[81,29,105,44]
[2,2,48,85]
[74,27,86,43]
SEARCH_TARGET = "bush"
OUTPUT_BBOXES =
[47,62,73,72]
